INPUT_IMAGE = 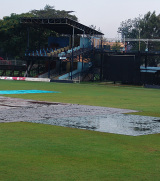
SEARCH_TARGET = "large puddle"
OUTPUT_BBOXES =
[0,96,159,136]
[27,114,160,136]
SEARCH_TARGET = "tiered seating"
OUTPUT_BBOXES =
[25,48,54,57]
[25,45,85,58]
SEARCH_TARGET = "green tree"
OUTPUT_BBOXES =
[0,5,78,59]
[30,5,77,21]
[111,42,122,51]
[0,13,32,59]
[118,11,160,52]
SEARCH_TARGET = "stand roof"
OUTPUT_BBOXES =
[20,17,103,35]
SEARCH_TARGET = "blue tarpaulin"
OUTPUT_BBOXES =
[0,90,60,95]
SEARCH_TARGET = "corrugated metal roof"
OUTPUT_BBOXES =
[20,18,104,35]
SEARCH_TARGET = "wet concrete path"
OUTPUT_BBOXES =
[0,96,160,136]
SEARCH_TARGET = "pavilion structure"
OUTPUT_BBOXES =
[20,17,103,80]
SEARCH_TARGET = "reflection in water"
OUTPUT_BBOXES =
[27,114,160,136]
[153,119,160,122]
[133,127,151,131]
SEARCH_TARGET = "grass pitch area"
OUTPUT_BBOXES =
[0,80,160,180]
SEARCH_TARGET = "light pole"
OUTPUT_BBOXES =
[123,35,125,52]
[138,29,142,51]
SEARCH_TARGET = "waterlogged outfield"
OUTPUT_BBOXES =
[0,80,160,180]
[1,80,160,116]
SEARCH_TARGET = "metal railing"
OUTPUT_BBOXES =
[0,60,26,66]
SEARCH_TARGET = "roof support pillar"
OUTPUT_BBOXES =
[48,59,51,78]
[82,31,85,70]
[71,26,74,80]
[27,27,30,49]
[100,36,103,81]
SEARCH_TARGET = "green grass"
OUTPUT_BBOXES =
[0,123,160,181]
[1,80,160,116]
[0,80,160,180]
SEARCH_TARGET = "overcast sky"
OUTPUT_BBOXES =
[1,0,160,38]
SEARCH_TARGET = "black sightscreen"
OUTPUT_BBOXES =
[103,55,140,84]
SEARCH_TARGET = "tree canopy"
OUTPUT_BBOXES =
[118,11,160,51]
[0,5,78,59]
[30,5,77,20]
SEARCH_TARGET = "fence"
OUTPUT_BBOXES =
[0,60,26,66]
